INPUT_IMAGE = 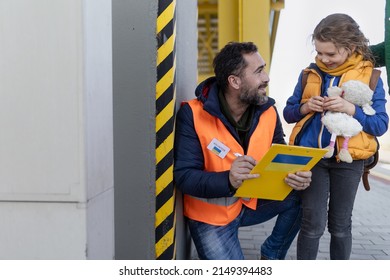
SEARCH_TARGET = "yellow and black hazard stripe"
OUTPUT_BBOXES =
[155,0,176,260]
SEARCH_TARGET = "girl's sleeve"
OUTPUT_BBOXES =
[272,106,287,144]
[283,71,306,124]
[354,77,389,136]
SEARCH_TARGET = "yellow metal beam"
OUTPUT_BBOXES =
[271,0,285,11]
[242,0,270,73]
[200,0,284,82]
[218,0,239,48]
[218,0,272,73]
[270,1,284,63]
[198,3,217,14]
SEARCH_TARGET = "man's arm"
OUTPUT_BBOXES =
[173,103,233,198]
[370,42,386,67]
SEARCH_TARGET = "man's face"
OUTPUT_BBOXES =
[238,52,269,105]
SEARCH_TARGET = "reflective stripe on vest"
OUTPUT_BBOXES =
[184,99,277,225]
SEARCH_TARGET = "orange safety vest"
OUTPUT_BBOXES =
[184,99,277,226]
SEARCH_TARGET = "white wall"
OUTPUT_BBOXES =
[0,0,113,259]
[83,0,114,260]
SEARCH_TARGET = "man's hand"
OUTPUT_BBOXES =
[229,155,260,189]
[284,170,312,191]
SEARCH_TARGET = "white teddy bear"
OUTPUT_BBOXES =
[321,80,375,163]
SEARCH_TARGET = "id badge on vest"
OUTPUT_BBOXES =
[207,138,230,159]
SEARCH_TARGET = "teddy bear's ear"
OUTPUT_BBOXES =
[327,86,342,97]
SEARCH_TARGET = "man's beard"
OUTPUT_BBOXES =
[239,87,268,105]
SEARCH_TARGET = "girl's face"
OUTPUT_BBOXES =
[314,40,351,69]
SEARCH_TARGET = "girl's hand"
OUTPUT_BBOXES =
[300,96,325,114]
[323,96,356,115]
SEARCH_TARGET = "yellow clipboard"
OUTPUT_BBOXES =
[234,144,328,200]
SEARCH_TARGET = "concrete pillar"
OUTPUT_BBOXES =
[112,0,198,259]
[112,0,157,259]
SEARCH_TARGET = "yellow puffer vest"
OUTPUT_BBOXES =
[289,63,378,160]
[185,99,277,226]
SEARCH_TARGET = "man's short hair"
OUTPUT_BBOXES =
[213,42,258,92]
